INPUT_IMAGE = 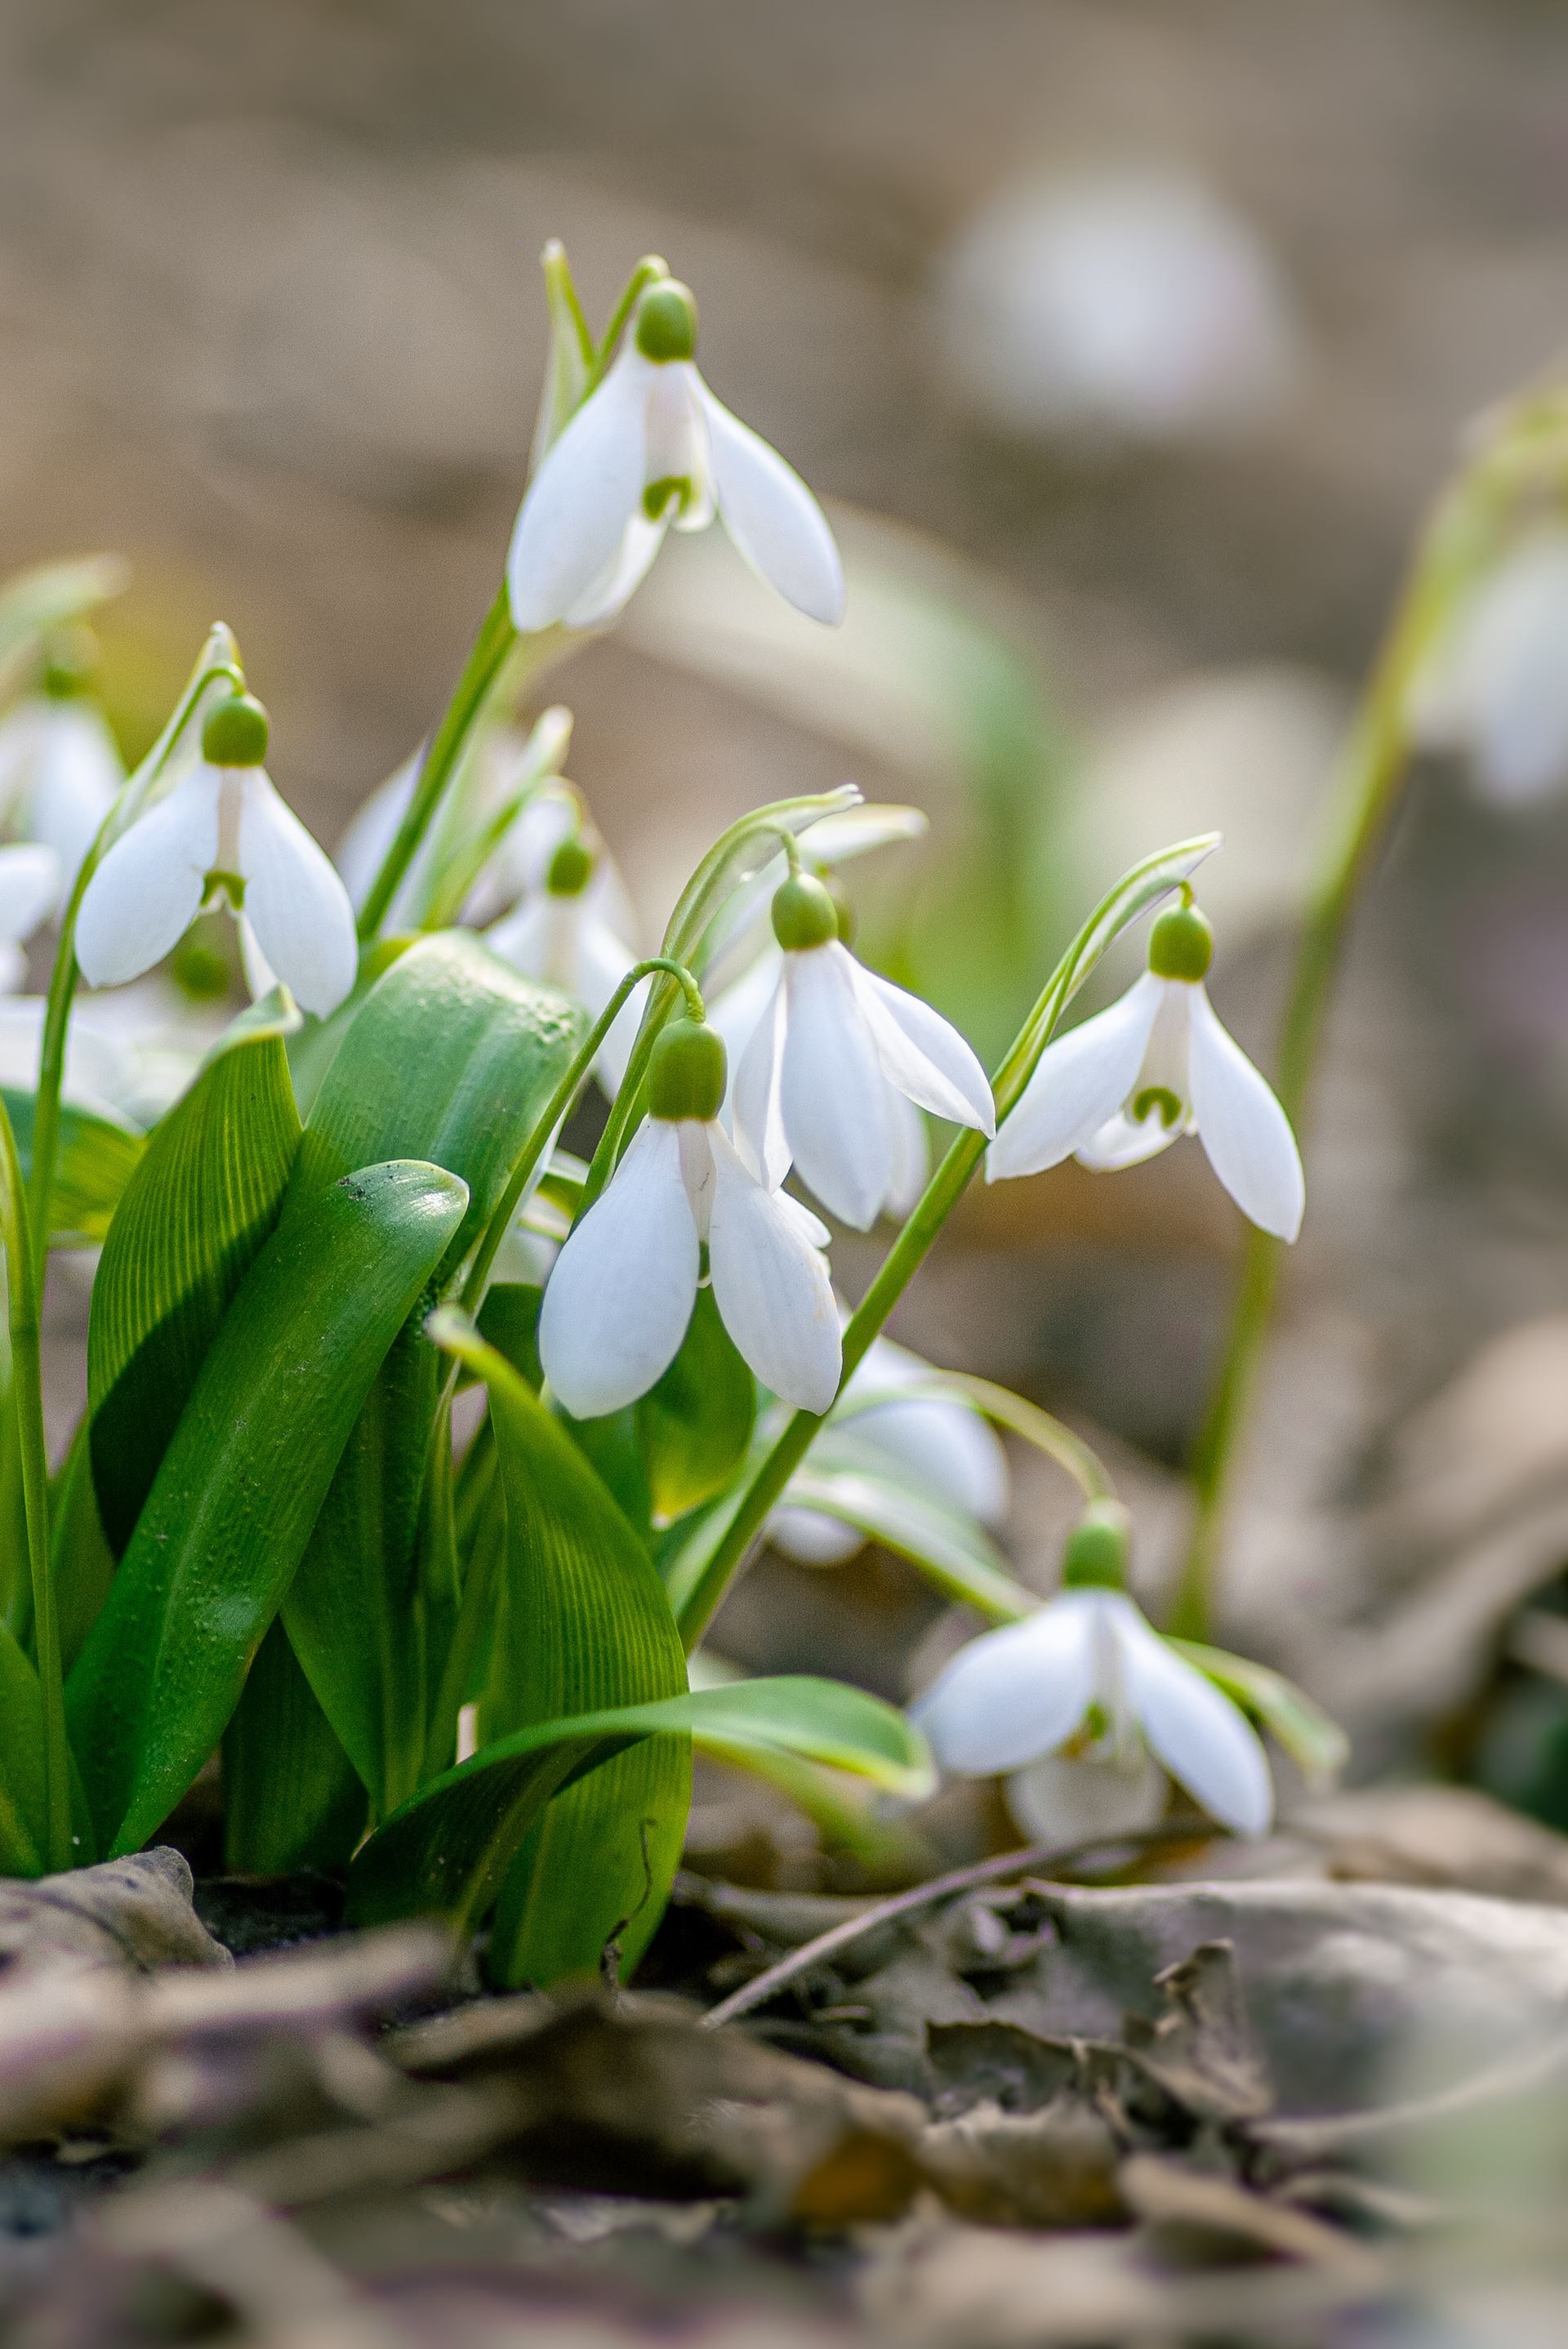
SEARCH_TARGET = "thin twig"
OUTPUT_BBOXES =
[699,1819,1222,2029]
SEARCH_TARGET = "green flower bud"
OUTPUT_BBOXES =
[635,280,698,364]
[1147,902,1214,983]
[546,837,595,896]
[772,872,839,952]
[202,691,270,769]
[648,1016,726,1123]
[1061,1498,1133,1590]
[41,626,96,701]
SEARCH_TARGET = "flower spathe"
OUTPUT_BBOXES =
[987,900,1304,1241]
[539,1018,841,1420]
[76,694,358,1018]
[506,279,845,633]
[912,1584,1274,1836]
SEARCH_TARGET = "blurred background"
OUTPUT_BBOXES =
[9,0,1568,1833]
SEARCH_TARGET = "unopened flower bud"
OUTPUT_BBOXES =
[1061,1498,1132,1589]
[546,836,595,897]
[649,1015,727,1123]
[771,872,839,952]
[202,692,270,769]
[1147,900,1214,983]
[635,279,698,363]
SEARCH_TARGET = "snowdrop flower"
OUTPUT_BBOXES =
[987,896,1303,1241]
[733,872,994,1228]
[507,278,845,633]
[486,832,645,1092]
[771,1331,1010,1566]
[1412,534,1568,806]
[913,1502,1273,1835]
[0,845,65,994]
[539,1014,840,1418]
[0,672,123,903]
[76,692,358,1018]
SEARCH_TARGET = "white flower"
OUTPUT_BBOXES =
[0,695,122,902]
[1412,535,1568,807]
[770,1331,1010,1567]
[730,875,994,1229]
[506,279,844,634]
[988,898,1303,1242]
[76,693,358,1018]
[913,1584,1273,1836]
[485,834,645,1093]
[538,1017,840,1419]
[0,845,64,995]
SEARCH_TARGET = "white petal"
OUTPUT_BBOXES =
[538,1117,698,1416]
[731,973,792,1188]
[767,1505,865,1567]
[709,944,785,1085]
[573,913,645,1092]
[1074,1106,1185,1171]
[561,513,668,631]
[858,1393,1010,1528]
[884,1082,930,1216]
[26,704,122,894]
[911,1593,1100,1776]
[697,381,846,625]
[1186,985,1304,1241]
[75,767,219,988]
[0,845,63,946]
[1005,1747,1168,1843]
[849,957,996,1135]
[484,893,561,981]
[778,945,892,1228]
[705,1122,841,1412]
[238,771,359,1018]
[987,971,1165,1182]
[336,755,420,912]
[1111,1600,1274,1834]
[506,347,652,631]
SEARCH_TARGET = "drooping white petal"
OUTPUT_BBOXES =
[0,704,45,822]
[1110,1598,1274,1834]
[1005,1747,1168,1843]
[538,1117,699,1416]
[0,845,63,947]
[779,945,892,1228]
[561,513,669,631]
[75,767,220,988]
[572,912,645,1091]
[884,1083,930,1216]
[848,956,996,1135]
[987,970,1165,1182]
[697,382,846,625]
[237,770,359,1018]
[506,347,653,631]
[1074,1105,1186,1171]
[704,1121,840,1412]
[335,754,421,915]
[731,972,791,1189]
[911,1593,1101,1776]
[25,703,122,894]
[1186,984,1304,1241]
[768,1504,865,1567]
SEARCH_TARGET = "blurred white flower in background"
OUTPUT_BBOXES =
[1412,534,1568,807]
[0,693,122,903]
[931,168,1299,447]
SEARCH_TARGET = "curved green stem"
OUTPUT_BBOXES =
[835,1371,1115,1504]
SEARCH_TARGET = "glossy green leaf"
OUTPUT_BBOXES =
[48,1421,115,1673]
[782,1453,1034,1622]
[636,1286,755,1522]
[434,1315,689,1986]
[280,934,581,1817]
[223,1619,368,1871]
[65,1158,468,1856]
[346,1674,932,1932]
[2,1091,143,1250]
[87,998,302,1556]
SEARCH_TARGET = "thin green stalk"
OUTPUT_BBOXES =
[673,831,1215,1651]
[0,1096,68,1869]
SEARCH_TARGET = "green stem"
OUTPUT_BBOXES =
[356,587,520,941]
[835,1370,1115,1503]
[0,1097,68,1869]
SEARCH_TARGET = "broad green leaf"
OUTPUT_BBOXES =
[782,1455,1034,1622]
[346,1675,932,1932]
[2,1091,143,1250]
[279,934,581,1817]
[0,1620,59,1874]
[65,1158,468,1856]
[87,997,302,1555]
[636,1286,755,1522]
[223,1619,368,1871]
[49,1422,115,1673]
[1170,1638,1349,1789]
[435,1316,689,1986]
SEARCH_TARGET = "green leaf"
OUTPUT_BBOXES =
[433,1314,689,1986]
[781,1454,1035,1623]
[346,1675,932,1932]
[223,1619,368,1871]
[2,1091,143,1250]
[65,1158,468,1856]
[48,1421,116,1673]
[87,998,302,1556]
[636,1286,755,1522]
[279,934,582,1816]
